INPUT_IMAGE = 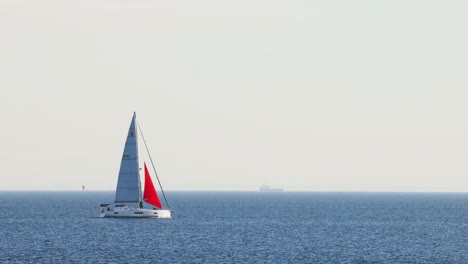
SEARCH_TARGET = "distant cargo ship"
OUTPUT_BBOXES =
[259,185,284,192]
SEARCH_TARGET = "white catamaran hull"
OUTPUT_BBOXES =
[100,208,171,218]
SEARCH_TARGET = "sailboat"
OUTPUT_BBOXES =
[99,113,171,218]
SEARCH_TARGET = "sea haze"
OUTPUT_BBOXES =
[1,192,468,263]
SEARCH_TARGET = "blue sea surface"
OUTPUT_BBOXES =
[1,192,468,263]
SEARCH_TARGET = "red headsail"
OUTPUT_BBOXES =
[143,163,163,209]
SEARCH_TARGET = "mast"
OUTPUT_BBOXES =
[137,121,170,209]
[136,114,142,204]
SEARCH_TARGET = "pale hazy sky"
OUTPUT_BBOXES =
[1,0,467,191]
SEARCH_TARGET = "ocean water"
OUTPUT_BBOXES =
[1,192,468,263]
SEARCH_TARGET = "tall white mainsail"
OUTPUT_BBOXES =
[114,112,141,203]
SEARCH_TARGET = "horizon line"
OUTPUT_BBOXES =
[1,189,468,193]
